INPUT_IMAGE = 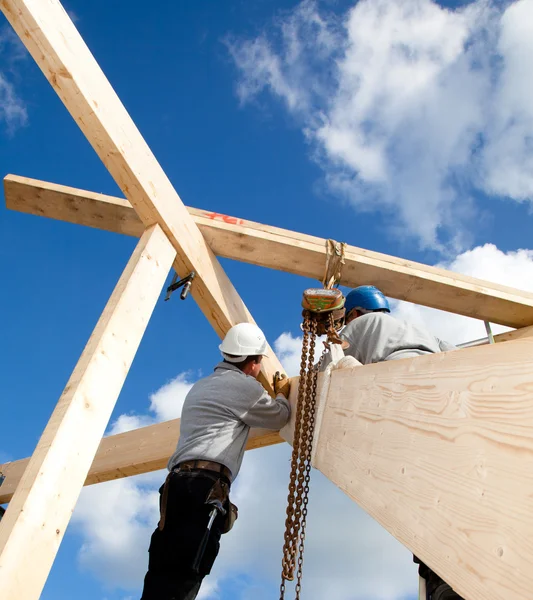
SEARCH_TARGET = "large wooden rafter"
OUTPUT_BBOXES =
[5,174,533,328]
[310,334,533,600]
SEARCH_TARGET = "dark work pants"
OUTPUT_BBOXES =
[414,556,465,600]
[141,470,228,600]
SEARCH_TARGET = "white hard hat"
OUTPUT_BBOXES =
[219,323,268,362]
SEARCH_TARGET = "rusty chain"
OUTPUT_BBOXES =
[279,313,326,600]
[279,268,347,599]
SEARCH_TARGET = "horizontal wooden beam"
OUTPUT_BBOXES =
[0,1,283,396]
[314,337,533,600]
[5,174,533,329]
[0,422,283,505]
[494,324,533,343]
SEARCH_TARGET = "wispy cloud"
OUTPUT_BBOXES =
[0,24,28,135]
[0,74,28,135]
[0,24,28,65]
[107,372,196,435]
[227,0,533,251]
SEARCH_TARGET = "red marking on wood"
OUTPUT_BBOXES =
[203,211,244,226]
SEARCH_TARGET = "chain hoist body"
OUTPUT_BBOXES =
[279,288,346,600]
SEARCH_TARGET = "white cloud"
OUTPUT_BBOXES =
[147,372,195,422]
[274,331,304,376]
[107,372,195,435]
[71,372,196,588]
[72,472,162,590]
[228,0,533,249]
[0,25,28,64]
[0,25,28,134]
[0,73,27,134]
[275,330,331,376]
[482,0,533,199]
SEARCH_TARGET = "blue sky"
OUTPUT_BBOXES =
[1,0,533,599]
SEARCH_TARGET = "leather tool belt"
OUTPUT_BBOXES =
[158,459,238,534]
[175,459,232,482]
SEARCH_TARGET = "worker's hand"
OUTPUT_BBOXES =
[273,371,291,398]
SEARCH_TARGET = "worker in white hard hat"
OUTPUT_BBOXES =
[140,323,291,600]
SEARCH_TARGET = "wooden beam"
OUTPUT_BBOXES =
[0,225,176,600]
[0,422,283,504]
[4,174,145,237]
[0,2,284,393]
[313,337,533,600]
[6,174,533,329]
[494,324,533,343]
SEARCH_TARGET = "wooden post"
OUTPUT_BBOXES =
[6,174,533,329]
[0,224,176,600]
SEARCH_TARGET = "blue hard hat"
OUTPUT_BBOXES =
[344,285,390,314]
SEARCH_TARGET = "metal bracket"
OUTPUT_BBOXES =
[164,271,196,301]
[485,321,495,344]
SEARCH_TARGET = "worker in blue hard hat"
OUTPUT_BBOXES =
[330,285,456,365]
[323,285,460,600]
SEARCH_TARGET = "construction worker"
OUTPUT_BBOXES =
[323,285,461,600]
[140,323,291,600]
[324,284,456,366]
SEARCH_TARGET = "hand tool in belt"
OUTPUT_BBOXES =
[192,472,231,573]
[192,477,229,573]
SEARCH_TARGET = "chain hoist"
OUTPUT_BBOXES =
[279,286,346,600]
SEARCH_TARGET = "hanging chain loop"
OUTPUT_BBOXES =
[279,313,329,600]
[279,276,347,600]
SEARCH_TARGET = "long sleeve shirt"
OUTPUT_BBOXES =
[322,312,456,368]
[167,362,290,481]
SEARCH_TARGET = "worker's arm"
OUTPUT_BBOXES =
[240,387,291,430]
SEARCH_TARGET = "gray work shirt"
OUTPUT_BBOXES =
[167,362,290,481]
[322,312,456,367]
